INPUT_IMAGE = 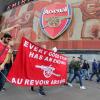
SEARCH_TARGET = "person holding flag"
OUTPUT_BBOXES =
[31,46,58,95]
[30,45,47,96]
[0,33,13,92]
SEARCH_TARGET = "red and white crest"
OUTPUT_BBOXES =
[40,3,72,39]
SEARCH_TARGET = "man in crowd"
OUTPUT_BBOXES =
[31,46,58,95]
[68,56,75,82]
[30,45,47,96]
[0,33,12,92]
[89,59,100,82]
[68,57,86,90]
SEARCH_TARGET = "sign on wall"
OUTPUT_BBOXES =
[40,3,72,39]
[6,0,38,11]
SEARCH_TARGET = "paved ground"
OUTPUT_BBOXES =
[0,80,100,100]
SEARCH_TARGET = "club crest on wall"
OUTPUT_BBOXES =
[40,2,72,39]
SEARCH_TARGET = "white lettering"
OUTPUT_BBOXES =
[17,78,23,84]
[12,78,16,84]
[23,40,48,55]
[44,56,66,65]
[11,78,66,86]
[43,7,67,15]
[29,52,35,57]
[23,41,29,48]
[48,52,67,60]
[33,46,39,52]
[51,79,65,85]
[24,79,30,85]
[44,57,53,62]
[35,80,49,85]
[29,43,34,49]
[29,52,43,60]
[30,80,34,85]
[12,78,23,84]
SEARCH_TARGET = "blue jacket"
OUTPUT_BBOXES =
[92,61,98,72]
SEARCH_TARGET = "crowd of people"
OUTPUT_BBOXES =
[0,32,100,96]
[67,56,100,90]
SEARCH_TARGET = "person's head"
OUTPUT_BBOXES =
[76,57,81,61]
[84,60,86,63]
[94,59,96,62]
[72,56,75,60]
[1,33,12,45]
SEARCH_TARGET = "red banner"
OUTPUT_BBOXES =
[7,37,67,86]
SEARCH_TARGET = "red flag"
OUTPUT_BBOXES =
[7,37,68,86]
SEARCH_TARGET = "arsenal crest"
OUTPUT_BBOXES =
[40,3,72,39]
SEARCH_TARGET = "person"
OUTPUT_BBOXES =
[89,59,100,82]
[98,61,100,74]
[81,60,90,80]
[5,40,14,74]
[0,33,13,92]
[68,57,86,90]
[31,45,47,96]
[85,61,90,80]
[68,56,75,82]
[96,61,100,82]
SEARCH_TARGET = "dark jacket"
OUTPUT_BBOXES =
[92,61,98,72]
